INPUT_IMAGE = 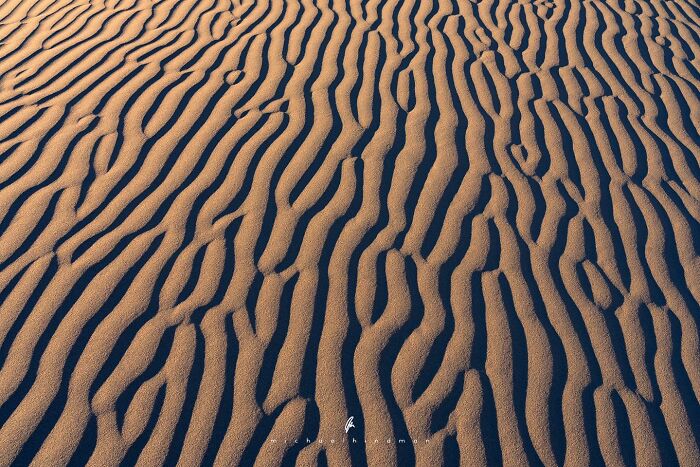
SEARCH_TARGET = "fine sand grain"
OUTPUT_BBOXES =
[0,0,699,464]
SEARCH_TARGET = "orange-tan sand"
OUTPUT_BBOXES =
[0,0,699,465]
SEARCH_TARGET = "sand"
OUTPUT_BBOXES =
[0,0,699,465]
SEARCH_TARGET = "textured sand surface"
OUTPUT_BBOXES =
[0,0,699,465]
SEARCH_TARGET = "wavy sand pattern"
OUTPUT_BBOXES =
[0,0,699,464]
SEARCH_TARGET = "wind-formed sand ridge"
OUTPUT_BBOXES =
[0,0,699,464]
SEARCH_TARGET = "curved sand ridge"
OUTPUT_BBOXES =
[0,0,699,464]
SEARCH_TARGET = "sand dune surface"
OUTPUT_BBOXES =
[0,0,699,464]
